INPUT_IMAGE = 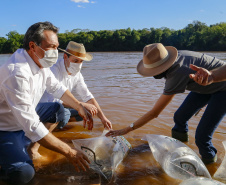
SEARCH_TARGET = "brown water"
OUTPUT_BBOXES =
[0,52,226,185]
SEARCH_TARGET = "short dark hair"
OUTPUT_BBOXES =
[23,21,59,50]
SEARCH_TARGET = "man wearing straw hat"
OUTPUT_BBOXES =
[106,43,226,165]
[40,41,112,130]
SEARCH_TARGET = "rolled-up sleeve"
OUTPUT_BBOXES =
[1,74,49,142]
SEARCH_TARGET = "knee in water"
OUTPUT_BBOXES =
[7,164,35,184]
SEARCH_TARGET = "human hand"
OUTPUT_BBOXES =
[101,116,112,130]
[189,64,213,86]
[78,104,94,130]
[105,127,131,137]
[81,102,98,116]
[66,148,90,172]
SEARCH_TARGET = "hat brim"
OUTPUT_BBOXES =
[58,48,93,61]
[137,46,178,77]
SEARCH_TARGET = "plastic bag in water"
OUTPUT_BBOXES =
[214,140,226,181]
[142,134,211,180]
[72,130,131,181]
[179,177,226,185]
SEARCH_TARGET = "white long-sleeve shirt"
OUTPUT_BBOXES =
[0,49,67,142]
[40,58,93,103]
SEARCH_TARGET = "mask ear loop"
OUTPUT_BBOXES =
[64,54,70,66]
[65,57,71,74]
[33,42,44,60]
[34,42,46,52]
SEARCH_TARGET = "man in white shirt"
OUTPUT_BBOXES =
[0,22,96,184]
[40,41,112,131]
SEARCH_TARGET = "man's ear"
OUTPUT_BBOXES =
[63,53,67,60]
[29,41,35,51]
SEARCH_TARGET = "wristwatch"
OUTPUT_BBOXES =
[130,123,134,130]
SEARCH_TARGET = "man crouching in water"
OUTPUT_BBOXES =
[0,22,97,184]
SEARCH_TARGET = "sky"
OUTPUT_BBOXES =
[0,0,226,37]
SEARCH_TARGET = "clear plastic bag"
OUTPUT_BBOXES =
[72,130,131,181]
[142,134,211,180]
[179,177,226,185]
[214,140,226,181]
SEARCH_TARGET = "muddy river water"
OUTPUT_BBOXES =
[0,51,226,185]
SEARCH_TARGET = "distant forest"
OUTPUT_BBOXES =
[0,21,226,54]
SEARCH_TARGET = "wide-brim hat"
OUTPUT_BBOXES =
[137,43,178,77]
[58,41,93,61]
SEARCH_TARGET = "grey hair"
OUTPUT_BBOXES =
[23,21,58,50]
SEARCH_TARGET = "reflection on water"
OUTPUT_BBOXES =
[0,52,226,185]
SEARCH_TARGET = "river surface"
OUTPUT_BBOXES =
[0,51,226,185]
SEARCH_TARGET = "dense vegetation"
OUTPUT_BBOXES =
[0,21,226,54]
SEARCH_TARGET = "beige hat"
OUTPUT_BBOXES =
[58,41,93,61]
[137,43,178,77]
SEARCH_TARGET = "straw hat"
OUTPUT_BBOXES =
[58,41,93,61]
[137,43,178,77]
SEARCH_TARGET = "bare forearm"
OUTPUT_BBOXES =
[86,98,112,129]
[38,133,91,172]
[131,94,175,130]
[38,132,71,156]
[61,90,80,110]
[106,94,175,137]
[86,98,104,119]
[131,111,158,130]
[105,111,157,136]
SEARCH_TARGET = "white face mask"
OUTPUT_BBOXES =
[67,60,82,76]
[34,45,58,68]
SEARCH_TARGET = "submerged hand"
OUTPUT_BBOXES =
[67,148,90,172]
[105,127,131,137]
[189,64,213,86]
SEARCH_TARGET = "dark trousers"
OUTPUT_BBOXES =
[0,102,65,184]
[57,108,83,129]
[173,91,226,159]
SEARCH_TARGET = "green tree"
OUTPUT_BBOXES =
[1,21,226,53]
[0,37,7,53]
[4,31,23,53]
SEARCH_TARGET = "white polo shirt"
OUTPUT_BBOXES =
[0,49,67,142]
[40,58,94,103]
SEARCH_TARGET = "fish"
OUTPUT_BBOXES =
[72,131,131,181]
[214,140,226,181]
[142,134,211,180]
[179,177,226,185]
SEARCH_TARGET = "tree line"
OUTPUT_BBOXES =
[0,21,226,54]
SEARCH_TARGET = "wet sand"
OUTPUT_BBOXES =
[0,52,226,184]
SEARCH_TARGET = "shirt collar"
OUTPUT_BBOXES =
[59,58,69,77]
[23,49,41,75]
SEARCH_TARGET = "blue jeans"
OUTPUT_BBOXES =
[173,91,226,159]
[69,108,83,121]
[0,131,35,184]
[36,102,69,124]
[0,102,65,184]
[57,108,83,129]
